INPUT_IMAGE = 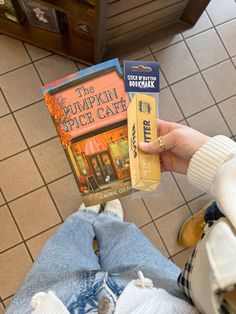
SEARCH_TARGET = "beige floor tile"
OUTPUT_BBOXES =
[34,54,78,85]
[0,244,32,299]
[0,303,4,313]
[172,247,194,269]
[24,43,52,61]
[155,42,198,84]
[173,173,203,202]
[32,138,71,183]
[171,73,215,117]
[120,193,151,227]
[0,35,30,74]
[182,11,213,38]
[0,192,5,206]
[159,87,183,122]
[141,172,185,219]
[188,194,213,215]
[217,19,236,57]
[48,174,82,219]
[0,205,22,253]
[202,60,236,102]
[119,47,151,63]
[14,101,57,147]
[232,56,236,66]
[141,222,169,257]
[206,0,236,26]
[219,96,236,135]
[186,29,228,70]
[0,64,43,111]
[160,70,168,89]
[0,89,10,117]
[0,115,26,160]
[151,34,182,52]
[0,151,43,201]
[26,225,60,260]
[155,205,191,255]
[187,105,231,137]
[3,296,12,309]
[9,187,61,239]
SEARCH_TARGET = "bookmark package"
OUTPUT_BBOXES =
[124,60,161,192]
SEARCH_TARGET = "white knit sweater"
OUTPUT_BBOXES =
[31,135,236,314]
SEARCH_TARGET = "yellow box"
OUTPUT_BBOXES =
[128,93,161,191]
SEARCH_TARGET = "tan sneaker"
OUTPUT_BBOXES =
[178,201,214,248]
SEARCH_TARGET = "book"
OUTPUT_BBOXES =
[0,0,24,23]
[42,58,132,206]
[18,0,61,33]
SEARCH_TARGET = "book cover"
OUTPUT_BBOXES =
[18,0,60,33]
[42,58,132,206]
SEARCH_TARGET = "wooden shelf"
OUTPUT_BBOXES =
[0,0,210,64]
[0,17,94,64]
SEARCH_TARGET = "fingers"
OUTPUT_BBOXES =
[139,132,175,154]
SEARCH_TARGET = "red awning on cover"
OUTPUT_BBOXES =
[84,137,108,156]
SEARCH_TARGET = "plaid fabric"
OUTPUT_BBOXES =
[177,247,197,305]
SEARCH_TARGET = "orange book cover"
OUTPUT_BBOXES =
[42,59,132,206]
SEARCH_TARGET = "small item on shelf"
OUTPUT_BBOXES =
[68,1,95,39]
[0,0,24,23]
[18,0,61,33]
[68,14,95,40]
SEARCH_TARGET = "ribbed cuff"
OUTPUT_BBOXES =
[187,136,236,193]
[31,291,69,314]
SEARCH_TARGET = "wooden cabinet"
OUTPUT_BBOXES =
[0,0,210,64]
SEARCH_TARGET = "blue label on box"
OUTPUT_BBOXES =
[124,60,160,93]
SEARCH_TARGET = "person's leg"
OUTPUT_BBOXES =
[6,207,100,314]
[94,201,183,299]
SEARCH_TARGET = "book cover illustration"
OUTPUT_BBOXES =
[18,0,60,33]
[42,59,132,206]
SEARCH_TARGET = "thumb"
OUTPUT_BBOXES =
[139,132,175,154]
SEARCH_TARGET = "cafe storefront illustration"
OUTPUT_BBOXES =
[68,125,130,195]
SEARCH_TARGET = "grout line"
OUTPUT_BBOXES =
[170,246,192,259]
[2,294,14,303]
[140,197,172,257]
[0,148,29,163]
[170,172,194,215]
[0,222,62,257]
[1,90,64,223]
[0,188,34,263]
[3,172,72,206]
[22,42,45,86]
[182,36,234,137]
[0,49,55,78]
[0,61,32,77]
[150,46,189,124]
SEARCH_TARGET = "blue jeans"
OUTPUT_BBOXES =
[6,210,184,314]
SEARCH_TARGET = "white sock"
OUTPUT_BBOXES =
[104,199,123,220]
[79,202,101,213]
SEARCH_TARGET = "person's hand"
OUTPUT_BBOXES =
[139,119,209,174]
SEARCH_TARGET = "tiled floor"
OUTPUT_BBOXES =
[1,0,236,310]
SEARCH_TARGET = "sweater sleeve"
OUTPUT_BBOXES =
[187,135,236,228]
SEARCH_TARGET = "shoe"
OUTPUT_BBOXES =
[178,201,214,248]
[104,199,124,221]
[78,202,101,214]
